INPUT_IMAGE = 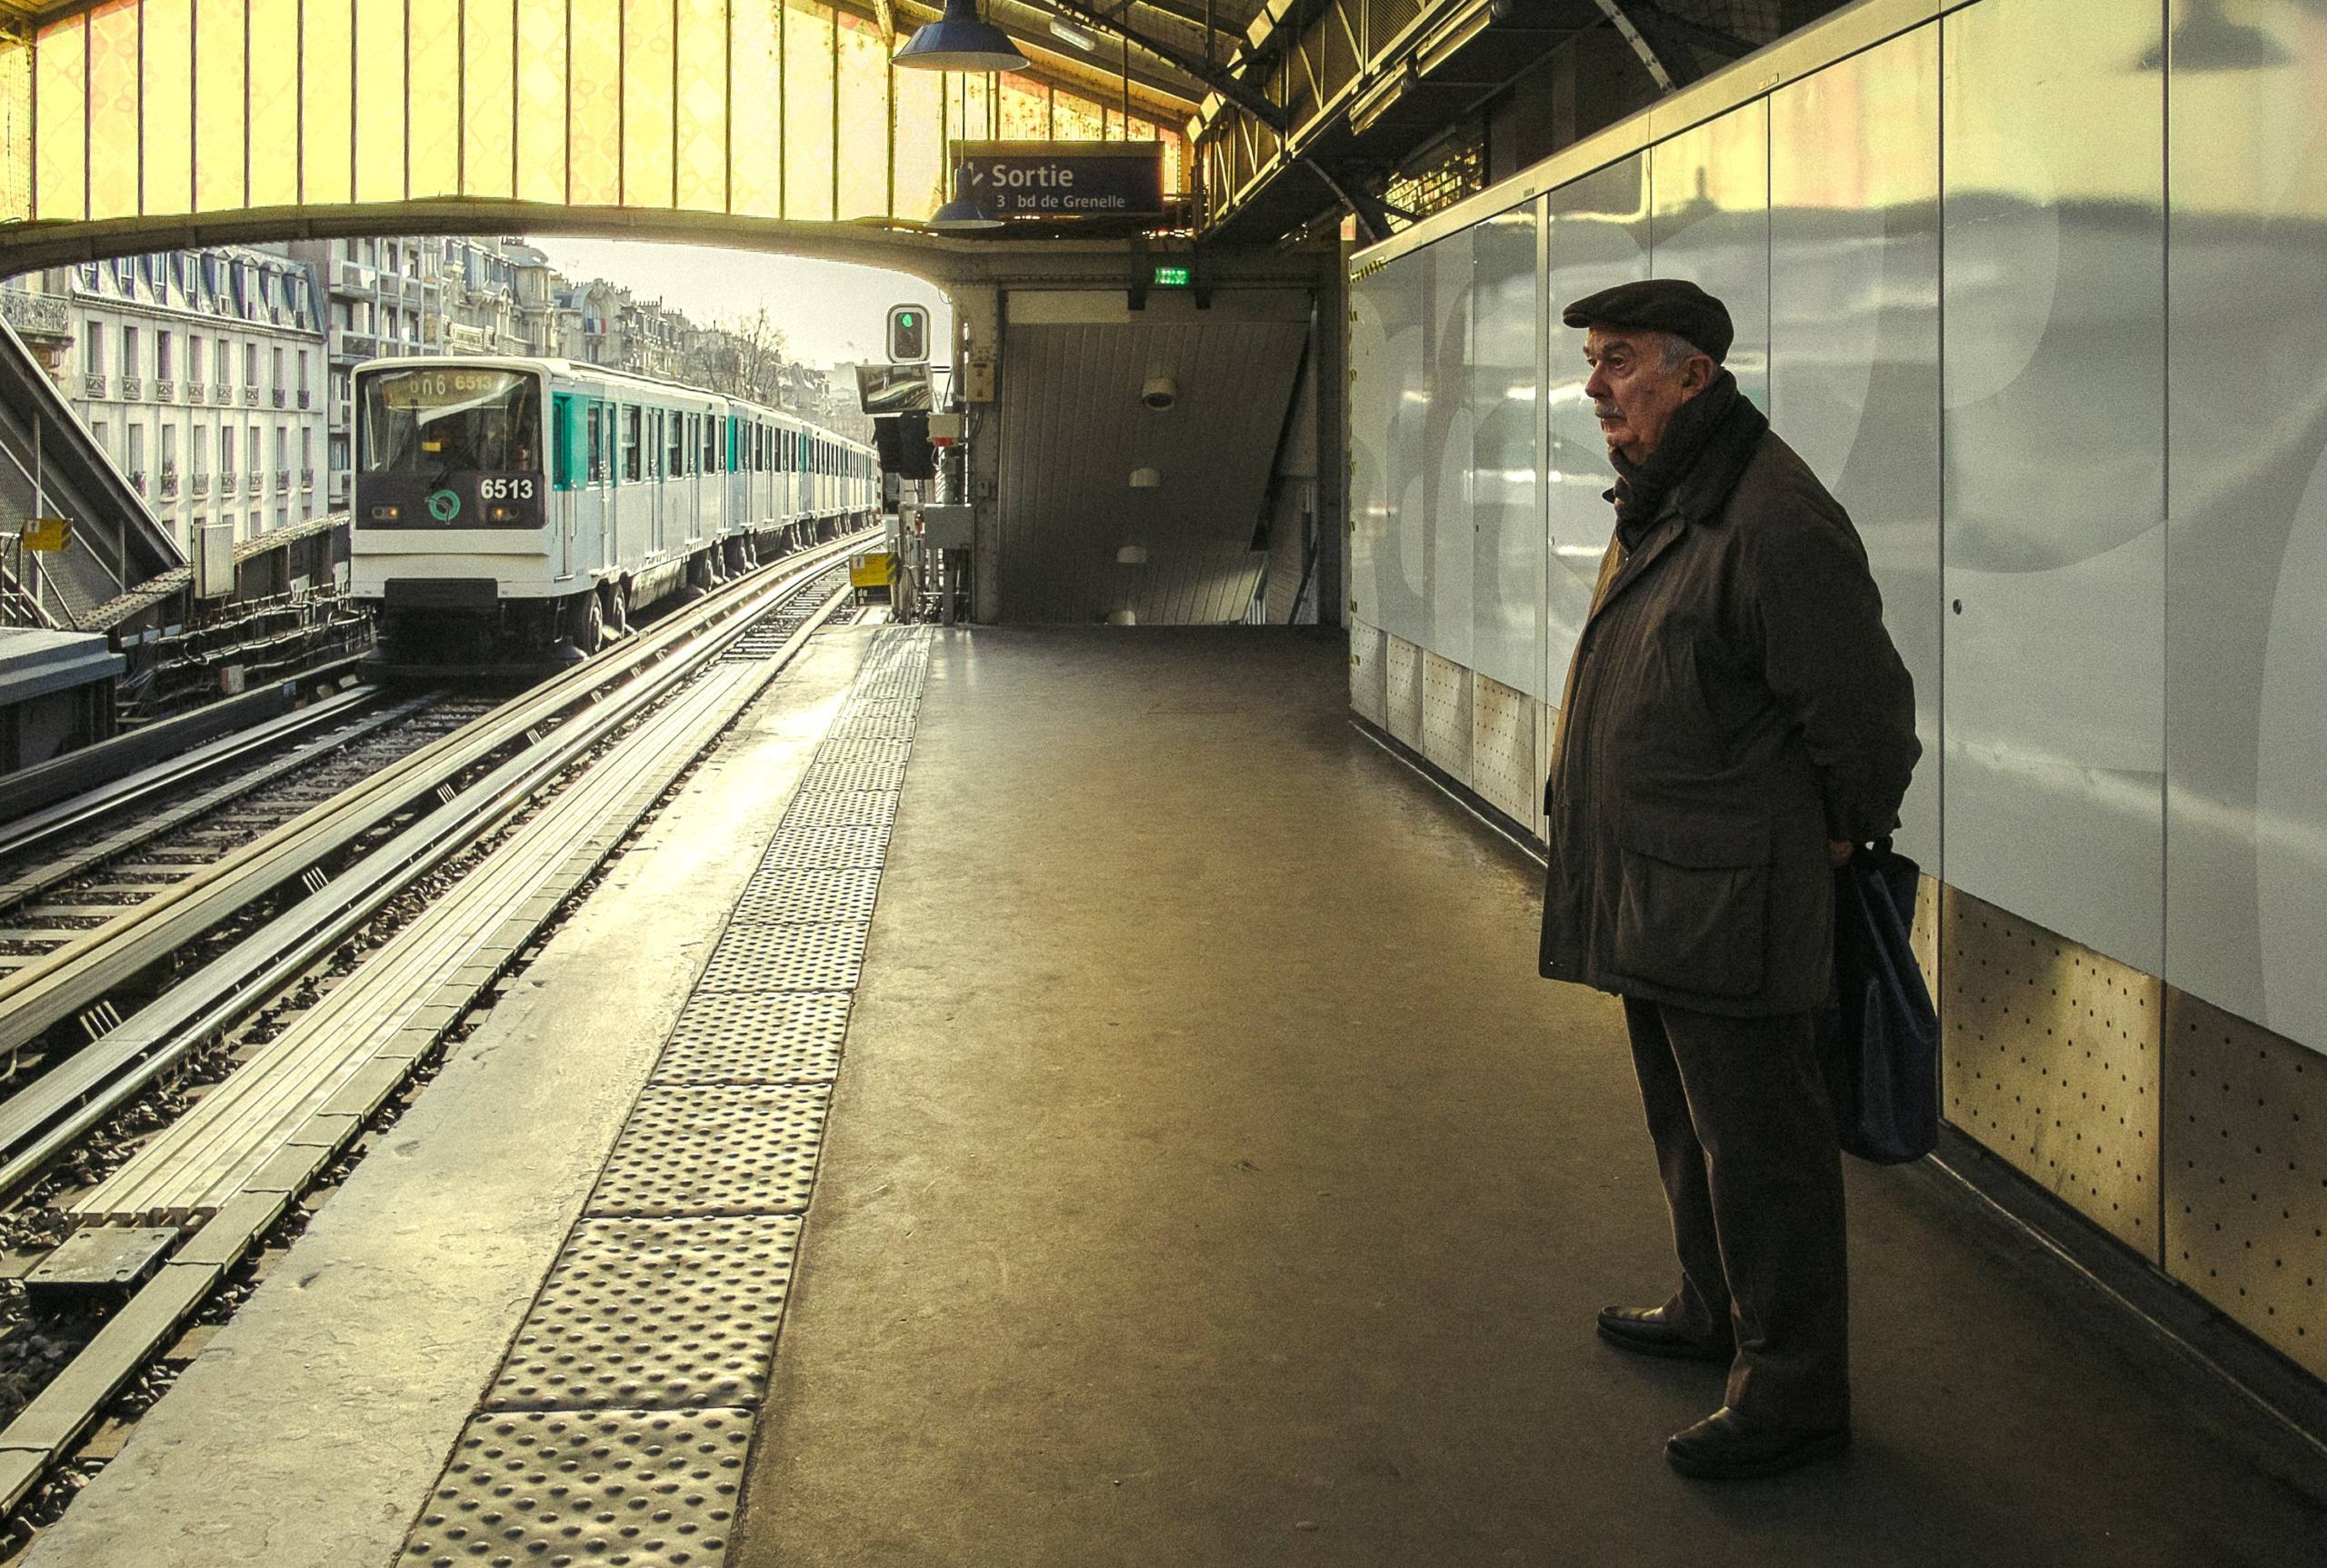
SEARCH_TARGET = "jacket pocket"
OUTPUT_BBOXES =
[1613,812,1771,1000]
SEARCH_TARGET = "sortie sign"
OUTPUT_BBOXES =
[950,141,1165,219]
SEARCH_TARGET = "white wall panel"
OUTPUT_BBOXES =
[1470,199,1545,698]
[1940,0,2166,975]
[1426,231,1476,669]
[1347,275,1391,630]
[1367,250,1432,646]
[1770,25,1944,871]
[1385,633,1423,748]
[1650,99,1771,411]
[2165,7,2327,1054]
[1349,621,1388,728]
[1543,155,1649,702]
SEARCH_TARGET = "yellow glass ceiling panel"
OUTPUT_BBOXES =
[408,0,461,198]
[2,0,1202,240]
[301,0,355,205]
[674,0,727,211]
[464,0,519,200]
[0,38,27,224]
[248,0,301,206]
[999,75,1047,141]
[781,0,833,222]
[35,17,88,222]
[622,0,676,208]
[86,0,139,221]
[514,0,567,205]
[354,0,407,203]
[729,0,782,218]
[140,0,194,215]
[834,12,885,220]
[892,61,942,224]
[568,0,622,205]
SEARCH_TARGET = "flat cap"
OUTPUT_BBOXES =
[1562,278,1733,364]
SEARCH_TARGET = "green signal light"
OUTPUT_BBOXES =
[1152,265,1192,287]
[900,313,918,326]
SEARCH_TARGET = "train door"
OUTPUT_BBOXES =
[688,412,704,542]
[551,392,582,580]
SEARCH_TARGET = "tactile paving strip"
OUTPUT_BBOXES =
[483,1216,802,1411]
[402,1406,751,1568]
[694,921,866,993]
[657,993,851,1084]
[814,738,913,767]
[759,821,892,867]
[779,789,900,829]
[731,865,883,924]
[589,1084,831,1216]
[797,760,908,793]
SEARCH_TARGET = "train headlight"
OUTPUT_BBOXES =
[369,504,402,522]
[486,504,522,523]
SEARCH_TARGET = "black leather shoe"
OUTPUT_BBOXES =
[1665,1406,1851,1480]
[1595,1305,1734,1363]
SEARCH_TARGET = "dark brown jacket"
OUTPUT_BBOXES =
[1539,427,1920,1016]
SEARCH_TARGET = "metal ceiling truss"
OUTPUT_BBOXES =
[1039,0,1293,128]
[1591,0,1753,90]
[872,0,1203,110]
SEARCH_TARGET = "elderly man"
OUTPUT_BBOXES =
[1540,279,1920,1480]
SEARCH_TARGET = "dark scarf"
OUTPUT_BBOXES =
[1606,368,1770,551]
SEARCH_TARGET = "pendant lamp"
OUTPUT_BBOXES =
[931,165,1004,231]
[894,0,1027,72]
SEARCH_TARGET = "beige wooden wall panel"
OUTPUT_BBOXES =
[1940,886,2162,1261]
[1468,674,1536,830]
[1348,622,1386,728]
[1384,634,1422,750]
[1418,650,1470,779]
[2163,991,2327,1381]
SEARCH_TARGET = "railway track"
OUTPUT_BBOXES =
[0,533,878,1533]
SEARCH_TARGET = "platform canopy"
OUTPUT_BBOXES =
[0,0,1252,262]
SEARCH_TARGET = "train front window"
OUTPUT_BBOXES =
[359,367,539,474]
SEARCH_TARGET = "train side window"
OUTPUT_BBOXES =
[620,404,641,482]
[584,402,604,484]
[700,414,714,473]
[667,413,684,477]
[553,394,583,491]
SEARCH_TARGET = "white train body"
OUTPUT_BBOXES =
[348,355,876,658]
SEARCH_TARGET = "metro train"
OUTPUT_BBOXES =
[348,355,879,664]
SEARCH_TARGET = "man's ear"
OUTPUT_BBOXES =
[1682,354,1714,394]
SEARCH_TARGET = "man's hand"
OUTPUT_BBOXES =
[1829,841,1855,868]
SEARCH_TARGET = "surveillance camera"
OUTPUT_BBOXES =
[1141,375,1177,412]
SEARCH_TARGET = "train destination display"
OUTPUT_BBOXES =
[949,142,1165,219]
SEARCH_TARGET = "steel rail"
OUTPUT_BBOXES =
[0,686,383,862]
[0,694,444,920]
[0,534,873,1064]
[0,541,871,1201]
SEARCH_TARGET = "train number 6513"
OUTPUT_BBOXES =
[479,477,537,501]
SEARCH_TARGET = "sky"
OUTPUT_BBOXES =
[525,237,954,374]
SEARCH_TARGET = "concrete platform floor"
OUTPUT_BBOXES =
[736,627,2322,1568]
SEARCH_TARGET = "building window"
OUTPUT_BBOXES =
[82,322,104,374]
[275,425,287,470]
[91,418,109,456]
[215,338,230,385]
[156,332,174,380]
[297,349,311,392]
[245,424,260,470]
[161,424,177,473]
[120,323,138,376]
[271,345,284,390]
[126,422,145,474]
[300,427,312,468]
[189,334,204,381]
[245,342,258,386]
[193,426,208,474]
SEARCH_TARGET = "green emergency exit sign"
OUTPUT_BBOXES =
[1152,264,1192,287]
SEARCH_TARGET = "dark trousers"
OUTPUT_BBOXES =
[1622,996,1852,1428]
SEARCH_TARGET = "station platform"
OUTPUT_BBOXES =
[22,625,2326,1568]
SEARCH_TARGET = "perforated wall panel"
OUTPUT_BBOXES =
[1385,634,1423,748]
[2162,991,2327,1380]
[1912,873,1941,1006]
[1939,887,2160,1259]
[1419,651,1472,778]
[1349,622,1387,728]
[1469,674,1536,829]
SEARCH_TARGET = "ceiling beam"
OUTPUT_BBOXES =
[1040,0,1292,128]
[877,0,1202,113]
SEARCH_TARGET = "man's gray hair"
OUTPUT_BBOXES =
[1652,329,1705,372]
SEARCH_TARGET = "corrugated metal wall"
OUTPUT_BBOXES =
[996,295,1309,624]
